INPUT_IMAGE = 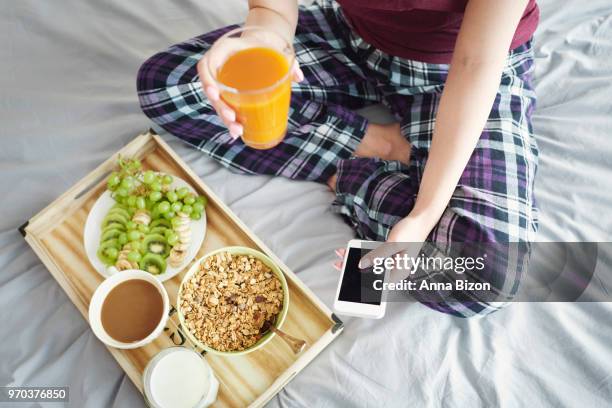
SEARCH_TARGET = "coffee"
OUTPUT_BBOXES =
[101,279,164,343]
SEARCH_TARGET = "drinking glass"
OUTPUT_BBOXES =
[206,26,295,150]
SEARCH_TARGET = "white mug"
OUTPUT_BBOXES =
[88,269,170,349]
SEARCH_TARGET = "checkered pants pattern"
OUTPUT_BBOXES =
[137,0,539,317]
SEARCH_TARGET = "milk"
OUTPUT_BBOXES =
[148,348,215,408]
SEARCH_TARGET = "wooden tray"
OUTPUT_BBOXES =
[22,131,343,407]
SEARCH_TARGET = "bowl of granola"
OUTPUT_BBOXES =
[177,247,289,356]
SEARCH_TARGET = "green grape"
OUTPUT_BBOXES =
[171,217,182,228]
[107,172,121,187]
[127,251,142,263]
[181,204,193,215]
[105,247,118,260]
[118,233,128,246]
[136,197,146,209]
[145,198,155,211]
[176,187,189,199]
[151,207,161,220]
[130,241,141,253]
[192,202,204,213]
[138,224,149,233]
[143,170,155,185]
[163,211,175,220]
[132,159,142,170]
[166,191,178,203]
[162,175,173,185]
[157,201,171,214]
[149,191,162,202]
[171,202,182,213]
[166,232,179,246]
[183,194,196,205]
[198,195,208,207]
[126,221,136,231]
[116,187,129,197]
[126,196,137,208]
[151,181,162,192]
[128,230,141,241]
[190,211,202,221]
[120,177,134,191]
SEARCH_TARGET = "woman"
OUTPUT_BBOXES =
[137,0,539,317]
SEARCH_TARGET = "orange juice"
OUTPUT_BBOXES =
[218,47,291,149]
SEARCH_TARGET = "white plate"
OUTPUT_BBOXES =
[84,175,206,282]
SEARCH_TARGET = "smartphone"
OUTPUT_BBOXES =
[333,240,387,319]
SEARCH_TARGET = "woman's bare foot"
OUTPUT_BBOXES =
[327,173,337,192]
[354,123,411,165]
[328,123,410,193]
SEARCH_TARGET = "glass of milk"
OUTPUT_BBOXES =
[143,347,219,408]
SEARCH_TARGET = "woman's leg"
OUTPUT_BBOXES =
[333,43,538,317]
[137,3,387,183]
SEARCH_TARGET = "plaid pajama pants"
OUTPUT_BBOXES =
[137,0,539,317]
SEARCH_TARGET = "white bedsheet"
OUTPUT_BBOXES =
[1,0,611,407]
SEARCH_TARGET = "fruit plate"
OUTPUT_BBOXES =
[83,175,206,282]
[21,130,344,408]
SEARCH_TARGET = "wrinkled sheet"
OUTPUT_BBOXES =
[1,0,611,407]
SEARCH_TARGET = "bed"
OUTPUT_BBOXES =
[1,0,611,406]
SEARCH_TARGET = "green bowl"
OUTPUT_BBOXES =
[177,246,290,356]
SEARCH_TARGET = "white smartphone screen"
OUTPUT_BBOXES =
[338,247,383,305]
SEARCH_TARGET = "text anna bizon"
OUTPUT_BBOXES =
[373,279,492,291]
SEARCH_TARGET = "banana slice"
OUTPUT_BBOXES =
[168,248,186,268]
[132,210,151,226]
[115,244,138,271]
[168,212,192,267]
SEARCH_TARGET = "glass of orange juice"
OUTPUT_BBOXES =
[206,26,295,150]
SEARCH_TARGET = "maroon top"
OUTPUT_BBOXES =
[336,0,539,63]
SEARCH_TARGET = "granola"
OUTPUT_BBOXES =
[180,251,284,352]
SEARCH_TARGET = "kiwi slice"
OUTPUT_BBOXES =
[102,219,126,231]
[140,253,166,275]
[108,206,130,220]
[143,233,170,257]
[100,238,119,249]
[97,248,115,266]
[149,226,169,236]
[100,228,123,242]
[102,212,128,229]
[150,219,171,229]
[97,239,120,265]
[101,223,125,235]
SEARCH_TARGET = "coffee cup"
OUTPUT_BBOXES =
[88,270,169,349]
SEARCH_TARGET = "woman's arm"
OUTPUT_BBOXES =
[388,0,530,242]
[246,0,298,41]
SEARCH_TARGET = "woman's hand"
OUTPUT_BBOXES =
[333,248,347,271]
[197,44,304,140]
[359,214,432,270]
[332,213,433,272]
